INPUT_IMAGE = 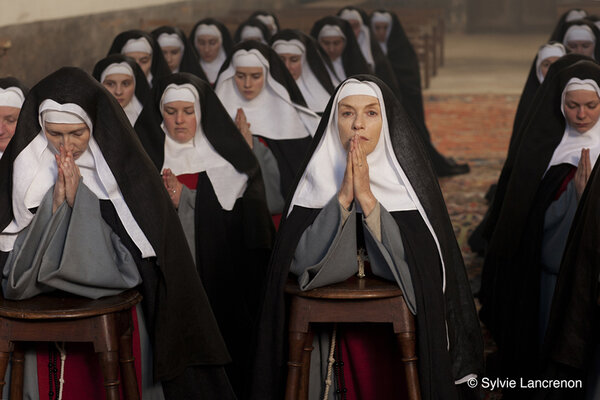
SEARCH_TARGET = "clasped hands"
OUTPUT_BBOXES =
[338,135,377,217]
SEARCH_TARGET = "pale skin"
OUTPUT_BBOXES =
[373,22,389,43]
[337,95,382,217]
[44,122,91,213]
[161,46,183,72]
[319,36,345,61]
[234,67,265,100]
[195,35,221,62]
[539,56,560,79]
[0,106,20,152]
[102,73,135,108]
[278,53,302,80]
[235,108,253,149]
[575,148,591,200]
[565,40,595,58]
[125,51,152,77]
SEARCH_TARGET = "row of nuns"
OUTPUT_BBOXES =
[465,7,600,399]
[0,7,482,400]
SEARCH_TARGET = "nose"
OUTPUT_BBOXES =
[244,76,252,88]
[577,106,586,119]
[114,84,123,96]
[175,111,185,124]
[352,114,365,131]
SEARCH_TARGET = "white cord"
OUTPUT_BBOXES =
[54,342,66,400]
[323,325,338,400]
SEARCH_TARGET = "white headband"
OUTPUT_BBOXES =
[39,100,93,133]
[318,24,346,40]
[161,85,197,106]
[371,11,392,25]
[338,81,378,100]
[563,25,596,45]
[240,26,264,42]
[121,37,152,55]
[100,62,135,83]
[195,24,222,41]
[538,43,566,62]
[0,87,25,108]
[339,9,363,24]
[272,39,305,55]
[157,33,184,51]
[232,49,268,68]
[566,9,587,23]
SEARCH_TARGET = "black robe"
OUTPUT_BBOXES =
[151,25,209,81]
[133,72,275,396]
[247,75,483,400]
[188,18,234,83]
[0,67,235,399]
[550,9,589,41]
[550,19,600,61]
[107,30,172,86]
[92,53,151,105]
[479,59,600,384]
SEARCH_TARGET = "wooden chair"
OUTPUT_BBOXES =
[284,276,421,400]
[0,289,142,400]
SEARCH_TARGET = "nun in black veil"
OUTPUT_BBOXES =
[248,75,483,400]
[479,59,600,396]
[234,18,272,44]
[189,18,234,86]
[151,25,209,81]
[0,77,28,159]
[0,67,235,399]
[249,10,280,36]
[107,30,172,87]
[550,8,589,41]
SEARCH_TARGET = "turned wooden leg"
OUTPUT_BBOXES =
[0,350,10,396]
[119,323,139,400]
[394,297,421,400]
[9,345,24,400]
[285,331,308,400]
[298,330,314,400]
[98,351,120,400]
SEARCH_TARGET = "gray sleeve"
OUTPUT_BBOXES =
[2,182,142,300]
[290,196,358,291]
[177,185,196,264]
[252,137,285,214]
[362,205,416,314]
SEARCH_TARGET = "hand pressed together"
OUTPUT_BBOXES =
[52,144,81,213]
[162,168,183,209]
[338,135,377,216]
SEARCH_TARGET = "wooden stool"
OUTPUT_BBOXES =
[284,276,421,400]
[0,289,142,400]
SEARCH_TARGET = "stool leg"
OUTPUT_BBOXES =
[9,345,24,400]
[396,331,421,400]
[98,351,120,400]
[298,330,314,400]
[285,331,307,400]
[119,325,140,400]
[0,337,11,397]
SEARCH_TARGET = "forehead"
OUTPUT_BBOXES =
[197,35,220,41]
[338,94,380,108]
[374,21,389,28]
[125,51,151,58]
[566,40,594,45]
[0,106,20,115]
[164,100,195,108]
[565,89,600,101]
[44,122,88,131]
[104,73,134,82]
[235,66,263,74]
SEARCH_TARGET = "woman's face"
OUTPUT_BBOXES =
[566,40,595,57]
[540,56,560,79]
[337,94,382,154]
[234,67,265,100]
[125,51,152,77]
[0,106,20,152]
[162,101,197,143]
[278,53,302,80]
[373,22,389,43]
[195,35,221,62]
[347,19,361,38]
[564,89,600,133]
[162,46,183,72]
[102,73,135,108]
[319,36,345,61]
[44,122,90,160]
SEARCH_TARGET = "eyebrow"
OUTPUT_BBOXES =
[338,102,379,108]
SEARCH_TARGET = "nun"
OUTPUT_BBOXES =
[215,41,320,225]
[336,6,398,92]
[135,72,274,397]
[249,10,280,36]
[248,76,483,400]
[479,59,600,387]
[542,124,600,400]
[107,30,172,86]
[189,18,233,86]
[234,18,272,45]
[0,78,27,159]
[151,26,208,81]
[310,16,370,85]
[550,8,588,41]
[0,67,235,399]
[92,54,149,126]
[271,29,335,113]
[558,20,600,60]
